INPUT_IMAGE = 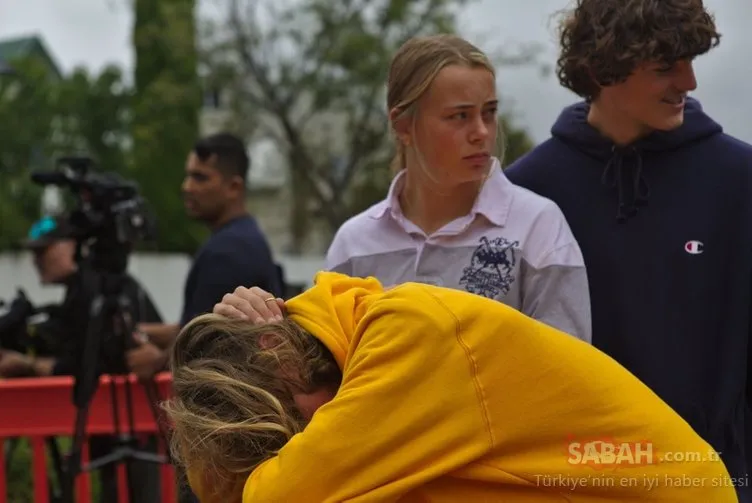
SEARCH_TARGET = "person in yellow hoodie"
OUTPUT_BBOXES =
[164,271,739,502]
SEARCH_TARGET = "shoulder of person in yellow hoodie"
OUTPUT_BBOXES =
[240,271,737,502]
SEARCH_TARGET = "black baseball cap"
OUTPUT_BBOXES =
[22,215,76,249]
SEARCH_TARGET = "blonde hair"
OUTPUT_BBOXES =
[387,33,504,174]
[162,313,341,501]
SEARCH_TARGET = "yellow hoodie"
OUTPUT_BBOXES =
[208,272,738,502]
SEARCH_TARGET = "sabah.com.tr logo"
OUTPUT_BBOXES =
[565,435,721,470]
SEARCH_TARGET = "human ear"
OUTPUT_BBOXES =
[228,174,246,196]
[389,107,413,147]
[258,332,282,349]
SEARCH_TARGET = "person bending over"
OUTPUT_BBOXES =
[165,272,736,502]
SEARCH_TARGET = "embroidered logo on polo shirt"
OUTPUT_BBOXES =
[460,235,519,299]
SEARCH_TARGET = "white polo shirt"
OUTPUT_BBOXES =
[326,158,592,342]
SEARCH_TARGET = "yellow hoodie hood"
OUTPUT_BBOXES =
[284,271,385,369]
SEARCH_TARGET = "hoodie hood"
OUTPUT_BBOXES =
[550,98,723,222]
[551,97,722,159]
[285,271,385,369]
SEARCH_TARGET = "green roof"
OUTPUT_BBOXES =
[0,35,62,79]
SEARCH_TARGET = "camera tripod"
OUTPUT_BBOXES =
[60,261,171,503]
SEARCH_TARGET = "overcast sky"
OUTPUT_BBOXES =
[0,0,749,144]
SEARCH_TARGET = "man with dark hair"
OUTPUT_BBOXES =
[127,132,283,502]
[192,132,250,181]
[127,131,282,378]
[505,1,752,499]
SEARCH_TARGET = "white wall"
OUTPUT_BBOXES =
[0,252,325,323]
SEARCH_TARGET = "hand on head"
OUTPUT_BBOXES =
[213,286,285,324]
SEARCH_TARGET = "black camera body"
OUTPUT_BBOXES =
[0,290,64,357]
[31,156,155,274]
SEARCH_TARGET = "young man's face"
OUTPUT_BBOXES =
[594,59,698,141]
[181,152,240,223]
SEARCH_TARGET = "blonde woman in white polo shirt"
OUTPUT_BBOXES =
[216,34,591,342]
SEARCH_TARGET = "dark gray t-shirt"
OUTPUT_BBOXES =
[180,215,282,327]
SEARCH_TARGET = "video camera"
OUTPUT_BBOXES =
[0,289,61,356]
[30,155,155,274]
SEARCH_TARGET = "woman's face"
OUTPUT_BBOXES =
[260,332,339,421]
[399,64,498,187]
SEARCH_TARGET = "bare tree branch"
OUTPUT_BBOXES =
[228,0,286,115]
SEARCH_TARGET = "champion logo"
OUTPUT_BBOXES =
[684,240,704,255]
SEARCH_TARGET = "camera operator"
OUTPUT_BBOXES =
[0,215,82,377]
[0,215,163,377]
[0,214,163,503]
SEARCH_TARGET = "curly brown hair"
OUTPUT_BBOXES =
[556,0,721,100]
[162,314,342,501]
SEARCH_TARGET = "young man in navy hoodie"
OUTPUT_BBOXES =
[505,0,752,499]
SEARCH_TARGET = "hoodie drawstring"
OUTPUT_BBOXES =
[601,146,651,222]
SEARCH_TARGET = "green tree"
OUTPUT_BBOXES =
[0,58,138,250]
[52,65,131,176]
[0,57,58,250]
[131,0,203,254]
[501,115,535,167]
[201,0,537,253]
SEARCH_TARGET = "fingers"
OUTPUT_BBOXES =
[213,286,285,324]
[243,286,285,322]
[213,302,251,321]
[133,331,149,345]
[125,349,137,368]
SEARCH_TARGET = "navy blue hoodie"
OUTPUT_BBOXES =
[506,98,752,489]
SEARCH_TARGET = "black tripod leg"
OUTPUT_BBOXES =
[142,378,172,461]
[63,295,107,503]
[62,391,93,503]
[46,437,65,500]
[123,376,138,503]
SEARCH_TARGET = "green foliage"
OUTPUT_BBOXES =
[0,56,137,251]
[0,58,62,250]
[501,115,535,167]
[6,438,34,502]
[1,7,206,254]
[201,0,536,252]
[6,437,102,502]
[0,1,203,255]
[53,65,132,175]
[131,0,204,254]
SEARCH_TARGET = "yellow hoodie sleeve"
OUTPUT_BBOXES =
[242,288,491,502]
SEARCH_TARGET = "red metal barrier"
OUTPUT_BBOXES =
[0,372,176,503]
